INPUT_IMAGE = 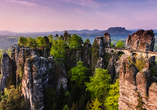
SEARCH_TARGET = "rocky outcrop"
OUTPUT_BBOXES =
[94,32,111,57]
[1,52,16,90]
[118,59,139,110]
[118,55,157,110]
[2,44,68,110]
[95,57,104,69]
[103,32,111,47]
[21,54,62,110]
[95,37,103,57]
[82,43,91,68]
[126,30,155,51]
[115,54,128,77]
[108,58,115,83]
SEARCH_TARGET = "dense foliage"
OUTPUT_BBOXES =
[68,61,89,87]
[2,33,123,110]
[116,40,125,48]
[85,68,110,102]
[0,85,29,110]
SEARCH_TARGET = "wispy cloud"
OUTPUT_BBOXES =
[63,0,108,7]
[75,8,85,14]
[5,0,38,7]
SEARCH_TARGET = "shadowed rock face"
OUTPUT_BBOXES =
[108,58,115,83]
[95,57,104,69]
[1,52,16,90]
[126,30,155,51]
[94,32,111,57]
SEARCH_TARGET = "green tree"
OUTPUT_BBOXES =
[134,57,145,71]
[84,39,91,44]
[90,98,102,110]
[68,34,83,50]
[47,34,54,43]
[36,36,45,47]
[91,39,99,71]
[0,85,28,110]
[44,87,57,110]
[18,36,28,47]
[63,104,70,110]
[104,79,119,110]
[116,41,124,48]
[110,43,115,47]
[68,61,89,87]
[27,37,36,48]
[50,37,66,60]
[85,68,110,101]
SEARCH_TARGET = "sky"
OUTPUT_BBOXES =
[0,0,157,32]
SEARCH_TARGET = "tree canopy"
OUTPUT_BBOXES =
[85,68,110,101]
[116,41,124,48]
[104,79,119,110]
[68,61,89,87]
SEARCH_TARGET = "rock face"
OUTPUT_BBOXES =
[118,56,157,110]
[103,32,111,47]
[108,58,115,83]
[1,52,16,90]
[126,30,155,51]
[0,44,68,110]
[118,59,139,110]
[94,32,111,57]
[95,57,104,69]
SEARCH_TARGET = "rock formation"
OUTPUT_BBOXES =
[103,32,111,47]
[108,58,115,83]
[118,56,157,110]
[94,32,111,57]
[1,52,16,90]
[95,57,104,69]
[118,59,139,110]
[126,29,155,51]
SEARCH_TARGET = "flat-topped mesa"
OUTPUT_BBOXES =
[126,29,155,51]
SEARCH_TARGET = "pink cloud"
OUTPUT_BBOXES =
[5,0,38,7]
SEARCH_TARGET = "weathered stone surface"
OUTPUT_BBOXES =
[56,63,67,93]
[95,37,103,57]
[82,43,91,68]
[148,82,157,110]
[95,57,104,69]
[108,58,115,83]
[115,54,128,76]
[1,52,15,90]
[136,68,152,106]
[126,30,154,51]
[118,59,139,110]
[94,33,111,57]
[21,53,57,110]
[103,32,111,47]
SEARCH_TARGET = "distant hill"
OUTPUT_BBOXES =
[0,31,15,35]
[0,27,156,50]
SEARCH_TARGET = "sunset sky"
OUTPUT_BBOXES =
[1,0,157,32]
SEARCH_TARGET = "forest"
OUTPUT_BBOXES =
[0,31,146,110]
